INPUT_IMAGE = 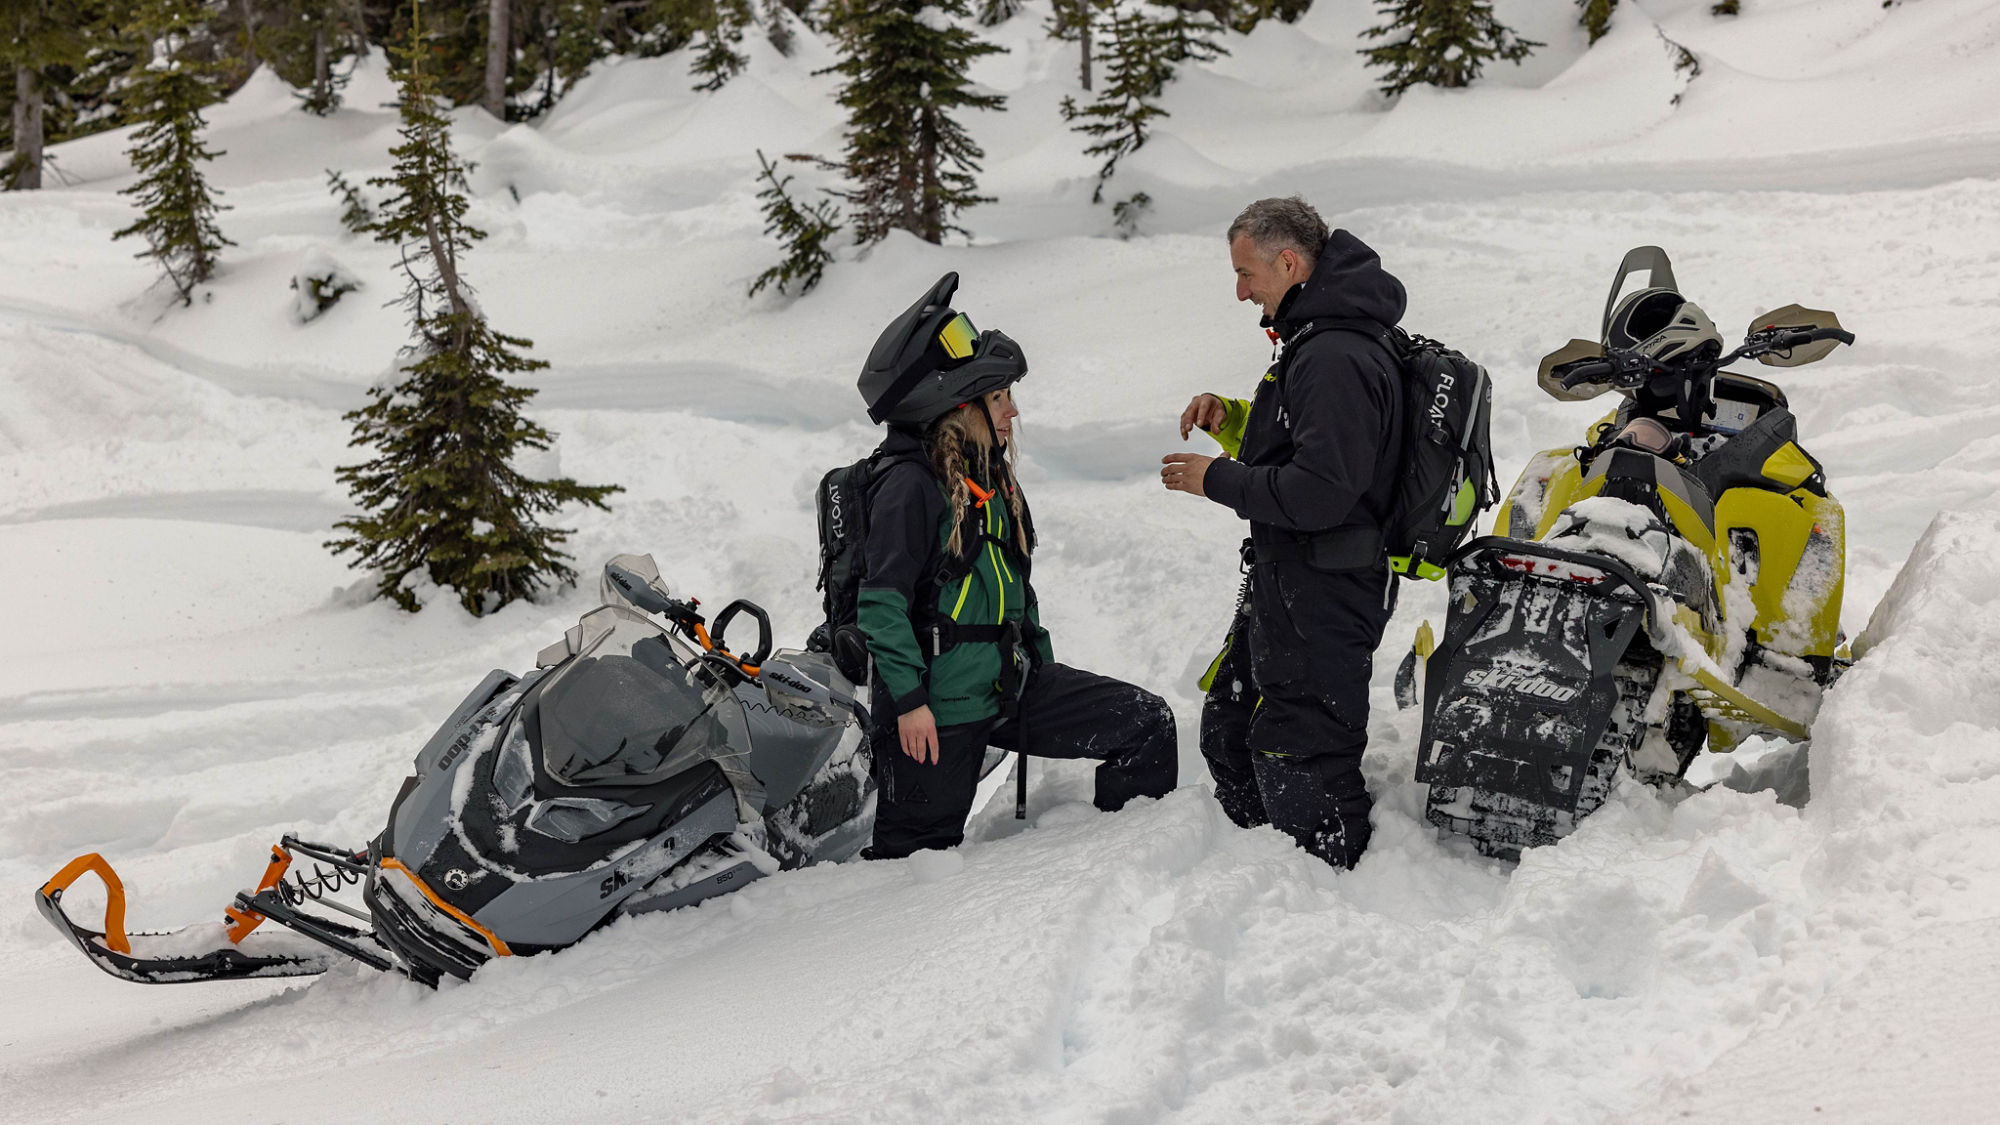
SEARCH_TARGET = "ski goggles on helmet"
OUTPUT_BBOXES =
[937,313,979,361]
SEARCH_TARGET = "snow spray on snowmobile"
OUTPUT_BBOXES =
[36,554,970,987]
[1395,247,1855,860]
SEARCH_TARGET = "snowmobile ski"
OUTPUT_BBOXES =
[36,853,336,984]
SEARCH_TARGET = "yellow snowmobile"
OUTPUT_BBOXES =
[1397,247,1854,859]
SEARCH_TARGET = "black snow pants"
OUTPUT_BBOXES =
[868,662,1179,859]
[1200,558,1396,869]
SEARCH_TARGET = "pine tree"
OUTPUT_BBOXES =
[1359,0,1541,98]
[2,0,95,189]
[821,0,1005,245]
[330,1,618,616]
[517,0,606,115]
[759,0,792,56]
[255,0,367,114]
[1046,0,1099,90]
[688,0,749,91]
[978,0,1022,26]
[1577,0,1615,45]
[748,149,840,297]
[1060,1,1220,203]
[112,0,232,304]
[1711,0,1739,14]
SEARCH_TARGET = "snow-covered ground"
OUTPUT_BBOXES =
[4,0,2000,1120]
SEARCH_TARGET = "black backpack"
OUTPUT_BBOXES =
[807,446,923,684]
[1292,322,1499,580]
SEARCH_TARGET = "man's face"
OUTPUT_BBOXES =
[1230,234,1307,319]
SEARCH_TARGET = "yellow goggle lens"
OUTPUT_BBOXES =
[938,313,978,360]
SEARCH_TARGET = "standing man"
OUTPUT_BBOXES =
[1160,196,1406,870]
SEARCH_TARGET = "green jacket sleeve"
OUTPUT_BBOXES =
[858,589,929,712]
[1206,396,1253,458]
[1025,585,1054,665]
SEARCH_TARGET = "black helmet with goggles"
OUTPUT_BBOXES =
[859,272,1027,427]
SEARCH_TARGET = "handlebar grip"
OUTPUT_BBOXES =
[1557,359,1614,389]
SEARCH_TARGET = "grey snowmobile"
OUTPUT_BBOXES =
[1395,248,1856,860]
[36,555,927,987]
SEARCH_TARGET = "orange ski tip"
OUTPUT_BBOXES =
[39,853,131,955]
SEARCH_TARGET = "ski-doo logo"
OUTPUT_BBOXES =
[767,670,814,695]
[599,869,631,898]
[1429,369,1458,429]
[1464,668,1579,702]
[435,729,476,774]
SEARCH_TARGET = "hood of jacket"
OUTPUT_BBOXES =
[1269,229,1407,337]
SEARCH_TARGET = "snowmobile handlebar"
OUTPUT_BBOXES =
[1556,325,1857,392]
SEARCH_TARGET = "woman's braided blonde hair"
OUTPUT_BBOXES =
[927,404,1029,559]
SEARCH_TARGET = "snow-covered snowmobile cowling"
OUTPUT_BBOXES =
[36,555,877,987]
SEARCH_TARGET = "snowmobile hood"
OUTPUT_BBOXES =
[1271,229,1408,336]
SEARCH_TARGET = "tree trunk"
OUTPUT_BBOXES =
[1079,12,1092,92]
[237,0,260,69]
[313,23,331,106]
[10,65,43,191]
[483,0,510,118]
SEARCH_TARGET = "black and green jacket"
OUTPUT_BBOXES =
[856,428,1054,726]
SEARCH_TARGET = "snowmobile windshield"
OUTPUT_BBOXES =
[530,607,752,789]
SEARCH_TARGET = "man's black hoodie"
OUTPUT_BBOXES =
[1203,229,1408,558]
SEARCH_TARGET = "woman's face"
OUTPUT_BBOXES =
[984,388,1018,446]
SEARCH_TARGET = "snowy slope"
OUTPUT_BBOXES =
[4,0,2000,1120]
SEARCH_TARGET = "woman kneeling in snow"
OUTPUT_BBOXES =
[849,273,1178,858]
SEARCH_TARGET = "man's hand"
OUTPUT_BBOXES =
[1179,393,1227,441]
[1161,452,1215,497]
[898,704,940,765]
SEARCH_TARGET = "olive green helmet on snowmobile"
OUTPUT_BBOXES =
[859,272,1027,426]
[1600,245,1724,366]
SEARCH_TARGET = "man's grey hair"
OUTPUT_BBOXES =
[1226,196,1329,262]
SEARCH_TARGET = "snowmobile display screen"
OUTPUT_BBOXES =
[1705,398,1761,434]
[532,609,749,789]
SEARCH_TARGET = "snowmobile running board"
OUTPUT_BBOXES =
[35,853,337,984]
[1682,663,1811,740]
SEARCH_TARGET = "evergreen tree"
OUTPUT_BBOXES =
[759,0,792,56]
[687,0,749,91]
[748,148,840,297]
[3,0,88,189]
[978,0,1022,26]
[112,0,232,304]
[256,0,368,114]
[1359,0,1541,97]
[327,167,375,233]
[1577,0,1615,45]
[1059,1,1220,203]
[1046,0,1099,90]
[517,0,606,115]
[821,0,1005,245]
[330,2,618,615]
[1711,0,1739,14]
[1172,0,1308,35]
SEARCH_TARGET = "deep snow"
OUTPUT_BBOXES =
[4,0,2000,1121]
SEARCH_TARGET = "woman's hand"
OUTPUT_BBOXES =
[1179,393,1227,440]
[898,705,940,765]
